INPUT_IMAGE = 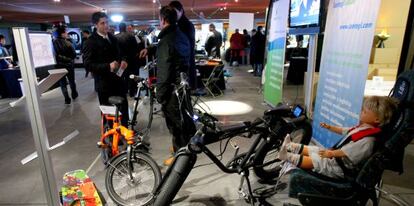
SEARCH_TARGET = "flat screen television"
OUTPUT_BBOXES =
[290,0,321,27]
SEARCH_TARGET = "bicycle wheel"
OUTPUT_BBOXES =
[253,137,283,180]
[253,121,312,180]
[135,92,154,136]
[105,151,161,206]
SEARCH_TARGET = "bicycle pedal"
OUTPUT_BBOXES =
[229,139,239,150]
[97,142,106,148]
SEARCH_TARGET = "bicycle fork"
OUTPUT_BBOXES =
[126,145,135,181]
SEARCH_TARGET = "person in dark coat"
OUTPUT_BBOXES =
[116,22,140,97]
[140,6,196,166]
[81,30,91,77]
[250,26,266,76]
[169,1,197,89]
[53,25,78,104]
[82,12,129,126]
[205,24,223,58]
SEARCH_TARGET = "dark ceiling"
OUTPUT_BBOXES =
[0,0,269,24]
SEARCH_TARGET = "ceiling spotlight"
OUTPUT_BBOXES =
[54,0,61,2]
[219,7,224,11]
[152,0,156,3]
[256,11,260,14]
[110,14,123,23]
[235,0,239,2]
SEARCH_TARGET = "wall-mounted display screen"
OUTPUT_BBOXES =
[290,0,321,27]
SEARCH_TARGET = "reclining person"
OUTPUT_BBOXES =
[278,96,398,179]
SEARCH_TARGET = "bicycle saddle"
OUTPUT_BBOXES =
[108,96,125,105]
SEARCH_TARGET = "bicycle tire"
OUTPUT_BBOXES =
[152,153,197,206]
[253,121,312,180]
[105,151,161,206]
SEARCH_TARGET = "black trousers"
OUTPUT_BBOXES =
[59,66,77,100]
[162,92,196,152]
[98,91,129,126]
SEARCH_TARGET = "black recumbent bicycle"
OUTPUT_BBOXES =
[151,80,312,205]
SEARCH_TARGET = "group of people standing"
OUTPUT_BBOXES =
[228,26,266,76]
[52,0,266,166]
[80,1,196,166]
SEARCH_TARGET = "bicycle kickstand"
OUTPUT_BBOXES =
[238,172,256,206]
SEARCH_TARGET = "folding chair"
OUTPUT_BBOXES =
[202,64,224,98]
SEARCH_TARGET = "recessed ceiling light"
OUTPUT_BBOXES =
[54,0,61,2]
[110,14,123,23]
[235,0,239,2]
[152,0,156,3]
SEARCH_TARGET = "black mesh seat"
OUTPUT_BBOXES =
[289,70,414,206]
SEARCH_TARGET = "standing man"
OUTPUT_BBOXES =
[82,11,129,126]
[250,26,266,76]
[141,6,196,165]
[53,25,78,104]
[169,1,197,90]
[116,22,140,97]
[205,24,223,58]
[81,30,91,77]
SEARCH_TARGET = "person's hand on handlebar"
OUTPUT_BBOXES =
[110,61,119,72]
[139,49,148,58]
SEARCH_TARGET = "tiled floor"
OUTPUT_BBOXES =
[0,66,412,205]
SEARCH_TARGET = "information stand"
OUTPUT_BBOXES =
[12,27,60,206]
[10,68,68,107]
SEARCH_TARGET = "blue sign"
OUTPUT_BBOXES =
[312,0,381,147]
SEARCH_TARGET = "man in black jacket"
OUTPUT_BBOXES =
[116,22,140,97]
[169,1,197,89]
[53,25,78,104]
[205,23,223,58]
[141,6,196,165]
[250,26,266,76]
[82,12,129,126]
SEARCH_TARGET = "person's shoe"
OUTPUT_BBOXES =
[277,134,291,160]
[65,98,71,104]
[169,146,175,155]
[163,156,175,166]
[71,91,78,100]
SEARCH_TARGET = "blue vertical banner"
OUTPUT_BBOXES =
[264,0,289,106]
[312,0,381,147]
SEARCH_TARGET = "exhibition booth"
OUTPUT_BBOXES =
[0,0,413,205]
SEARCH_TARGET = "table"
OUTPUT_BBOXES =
[364,80,395,96]
[0,67,23,98]
[196,61,226,90]
[286,56,308,85]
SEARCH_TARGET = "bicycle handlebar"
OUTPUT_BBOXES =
[129,74,145,82]
[143,61,154,71]
[191,106,307,150]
